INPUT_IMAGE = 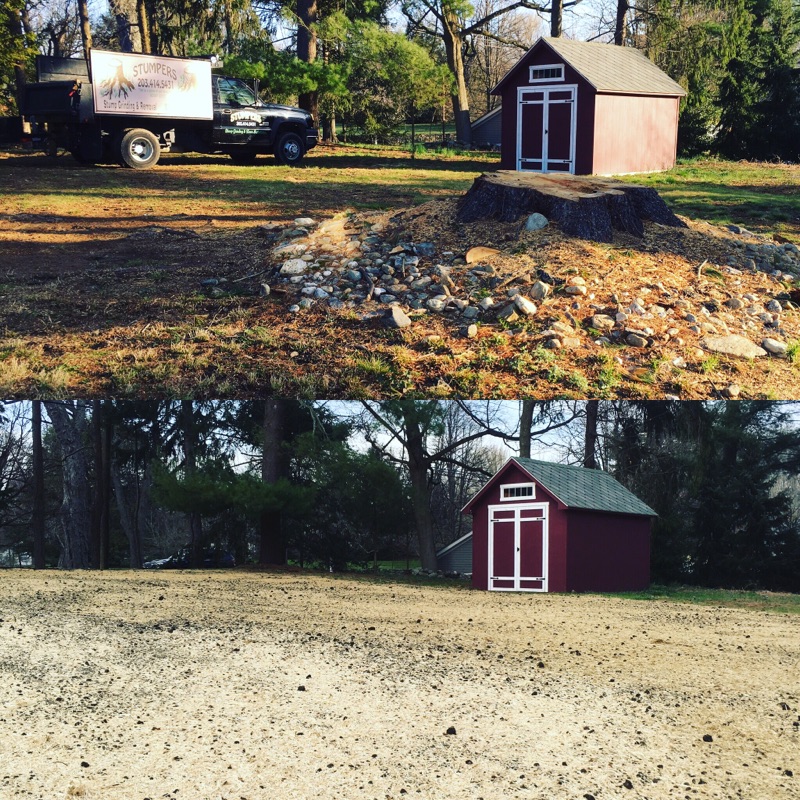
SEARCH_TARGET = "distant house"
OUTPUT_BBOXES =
[470,106,502,149]
[461,457,656,593]
[491,37,686,175]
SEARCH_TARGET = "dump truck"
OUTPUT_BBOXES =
[22,49,318,168]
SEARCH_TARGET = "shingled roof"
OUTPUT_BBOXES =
[493,37,686,97]
[512,458,657,516]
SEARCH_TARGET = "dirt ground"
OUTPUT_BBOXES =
[0,571,797,800]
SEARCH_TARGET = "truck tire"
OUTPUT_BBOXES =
[274,131,304,165]
[118,128,161,169]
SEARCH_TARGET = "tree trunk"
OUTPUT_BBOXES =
[519,400,535,458]
[77,0,93,59]
[180,400,203,567]
[584,400,599,469]
[111,458,142,568]
[441,7,471,146]
[403,415,438,571]
[550,0,563,37]
[456,171,686,242]
[91,400,104,568]
[108,0,140,53]
[44,402,92,570]
[614,0,629,46]
[31,401,46,570]
[260,399,287,564]
[137,0,152,52]
[296,0,319,123]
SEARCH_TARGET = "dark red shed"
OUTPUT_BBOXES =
[462,457,656,593]
[492,37,686,175]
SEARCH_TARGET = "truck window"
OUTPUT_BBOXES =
[216,78,257,106]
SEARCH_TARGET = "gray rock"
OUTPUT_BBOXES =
[566,284,587,296]
[497,304,520,323]
[524,213,549,232]
[384,306,412,328]
[280,259,308,276]
[767,299,783,313]
[463,324,478,339]
[294,217,315,227]
[722,384,741,398]
[414,242,436,257]
[725,298,744,310]
[477,297,495,311]
[531,281,551,301]
[462,306,480,320]
[514,295,538,316]
[427,296,449,312]
[259,283,271,297]
[561,336,582,349]
[626,333,649,348]
[762,337,788,355]
[701,334,767,359]
[590,314,615,331]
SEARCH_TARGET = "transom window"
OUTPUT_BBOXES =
[529,64,564,83]
[500,482,536,500]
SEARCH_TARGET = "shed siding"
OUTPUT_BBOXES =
[498,45,594,172]
[566,509,651,592]
[469,461,569,591]
[592,93,681,174]
[472,110,502,147]
[437,537,473,574]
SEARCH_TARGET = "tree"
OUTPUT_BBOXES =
[403,0,582,144]
[31,400,45,569]
[43,401,92,569]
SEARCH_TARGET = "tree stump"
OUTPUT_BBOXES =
[455,171,687,243]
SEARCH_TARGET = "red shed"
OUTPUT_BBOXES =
[492,37,686,175]
[462,457,656,593]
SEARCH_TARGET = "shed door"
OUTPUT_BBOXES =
[488,504,548,592]
[517,86,577,173]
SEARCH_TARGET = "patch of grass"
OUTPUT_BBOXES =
[699,355,720,373]
[0,356,33,391]
[611,584,800,614]
[786,340,800,364]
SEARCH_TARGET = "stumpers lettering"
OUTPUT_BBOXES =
[132,62,179,81]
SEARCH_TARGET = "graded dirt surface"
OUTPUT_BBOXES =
[1,148,799,399]
[1,571,798,800]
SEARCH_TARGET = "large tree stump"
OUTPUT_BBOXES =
[455,171,687,243]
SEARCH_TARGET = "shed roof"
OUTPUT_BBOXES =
[514,458,657,516]
[463,457,657,517]
[493,37,686,97]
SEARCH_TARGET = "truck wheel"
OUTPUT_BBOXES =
[118,128,160,169]
[274,132,304,165]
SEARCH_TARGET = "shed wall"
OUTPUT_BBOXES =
[469,461,568,591]
[592,93,680,174]
[566,509,651,592]
[497,43,595,173]
[472,109,502,148]
[437,537,473,574]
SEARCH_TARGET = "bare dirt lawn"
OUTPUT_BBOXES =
[0,571,798,799]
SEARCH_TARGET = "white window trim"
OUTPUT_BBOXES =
[499,482,536,501]
[529,63,564,83]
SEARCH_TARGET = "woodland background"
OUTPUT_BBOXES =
[1,400,800,592]
[1,0,799,158]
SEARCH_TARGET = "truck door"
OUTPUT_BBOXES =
[213,76,270,145]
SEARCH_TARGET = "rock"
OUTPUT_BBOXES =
[384,306,412,328]
[767,299,783,313]
[701,334,767,359]
[446,726,457,735]
[590,314,615,331]
[414,242,435,256]
[294,217,315,227]
[288,304,300,313]
[561,336,582,349]
[259,283,271,297]
[514,295,538,316]
[524,212,549,231]
[622,779,634,790]
[462,306,480,319]
[626,333,649,348]
[702,734,714,743]
[498,304,520,323]
[477,297,495,311]
[762,337,788,355]
[462,324,478,338]
[725,298,744,310]
[566,284,587,296]
[531,281,551,301]
[280,259,308,276]
[544,338,561,350]
[427,296,449,312]
[466,246,501,264]
[722,384,741,398]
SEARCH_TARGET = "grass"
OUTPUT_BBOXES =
[626,158,800,234]
[612,584,800,614]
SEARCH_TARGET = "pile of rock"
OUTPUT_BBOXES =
[251,214,799,359]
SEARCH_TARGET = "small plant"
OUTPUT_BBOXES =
[699,355,720,373]
[566,371,590,394]
[786,340,800,364]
